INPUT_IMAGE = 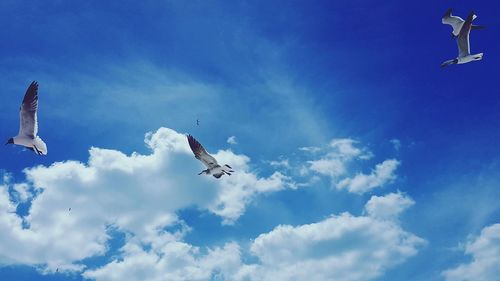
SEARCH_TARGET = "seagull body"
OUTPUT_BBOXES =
[442,8,484,38]
[441,12,484,68]
[187,135,234,178]
[6,81,48,155]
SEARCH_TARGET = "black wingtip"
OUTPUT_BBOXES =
[187,134,202,156]
[443,8,452,18]
[187,134,196,145]
[29,81,39,90]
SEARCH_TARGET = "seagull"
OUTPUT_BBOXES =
[5,81,47,155]
[442,8,484,38]
[441,12,484,68]
[187,135,234,178]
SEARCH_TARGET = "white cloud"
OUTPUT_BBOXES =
[0,127,293,271]
[227,136,237,145]
[305,139,400,195]
[442,223,500,281]
[82,193,425,281]
[268,159,290,169]
[390,139,401,151]
[0,129,417,281]
[247,192,425,281]
[329,139,372,160]
[336,159,400,194]
[307,138,372,178]
[84,235,246,281]
[299,146,321,153]
[13,183,33,202]
[364,191,415,220]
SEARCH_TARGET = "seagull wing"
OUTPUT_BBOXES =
[442,9,464,35]
[19,81,39,138]
[187,135,219,169]
[442,9,463,25]
[457,12,474,57]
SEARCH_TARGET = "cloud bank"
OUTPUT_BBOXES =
[84,192,425,281]
[0,128,423,281]
[0,127,293,271]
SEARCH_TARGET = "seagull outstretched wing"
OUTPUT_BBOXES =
[187,135,219,169]
[19,81,39,139]
[442,8,464,35]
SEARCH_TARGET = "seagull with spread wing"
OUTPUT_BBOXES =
[6,81,48,155]
[441,12,484,67]
[442,8,484,39]
[187,135,234,178]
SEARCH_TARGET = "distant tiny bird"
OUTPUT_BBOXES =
[442,8,484,39]
[441,12,484,67]
[5,81,48,155]
[69,208,71,212]
[196,119,200,126]
[187,135,234,178]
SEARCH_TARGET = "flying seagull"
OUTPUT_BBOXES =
[442,8,484,38]
[5,81,48,155]
[187,134,234,178]
[441,12,484,67]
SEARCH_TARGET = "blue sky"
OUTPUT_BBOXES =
[1,1,499,280]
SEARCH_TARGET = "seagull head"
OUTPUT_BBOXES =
[5,138,13,145]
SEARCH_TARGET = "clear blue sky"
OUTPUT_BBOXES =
[0,1,499,281]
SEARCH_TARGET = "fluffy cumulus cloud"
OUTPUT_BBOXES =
[304,139,399,194]
[364,191,415,220]
[336,159,400,194]
[442,223,500,281]
[0,130,423,280]
[84,234,247,281]
[84,192,425,281]
[0,127,293,271]
[247,192,426,281]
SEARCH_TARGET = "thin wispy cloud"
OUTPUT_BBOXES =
[227,136,237,145]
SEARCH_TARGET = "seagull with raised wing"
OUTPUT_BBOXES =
[187,134,234,178]
[442,8,484,39]
[6,81,48,155]
[441,12,484,67]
